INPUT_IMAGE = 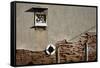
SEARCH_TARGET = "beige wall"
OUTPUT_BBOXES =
[16,3,96,51]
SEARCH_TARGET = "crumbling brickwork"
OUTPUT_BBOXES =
[56,40,85,63]
[55,32,96,63]
[16,49,56,65]
[87,32,96,61]
[16,32,96,65]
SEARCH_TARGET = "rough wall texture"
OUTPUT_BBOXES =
[16,32,96,65]
[16,49,56,65]
[16,3,96,51]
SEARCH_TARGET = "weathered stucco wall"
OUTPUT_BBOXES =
[16,3,96,51]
